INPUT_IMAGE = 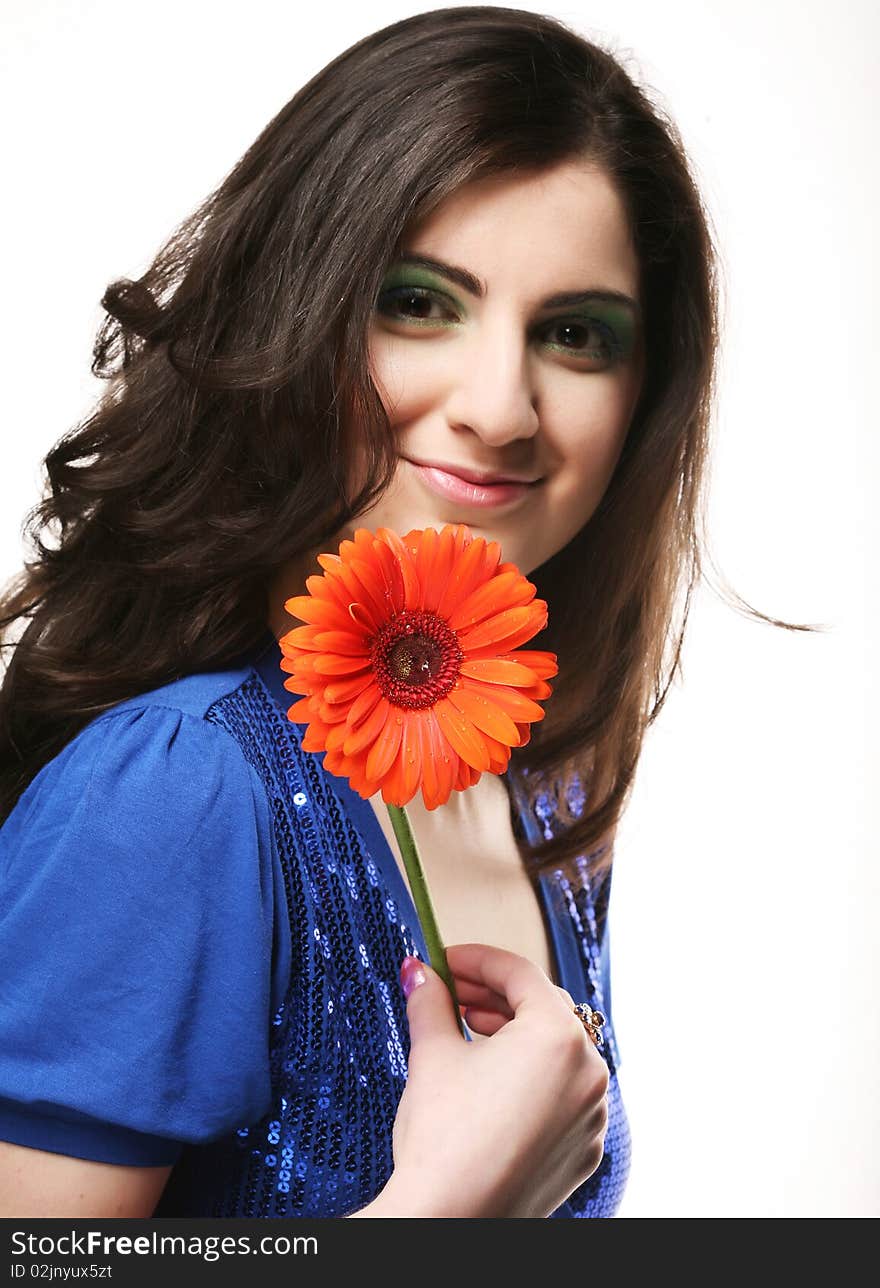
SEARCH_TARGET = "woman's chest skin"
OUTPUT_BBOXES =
[366,778,559,1030]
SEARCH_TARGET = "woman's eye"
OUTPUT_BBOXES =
[540,318,622,364]
[375,286,458,324]
[374,289,626,365]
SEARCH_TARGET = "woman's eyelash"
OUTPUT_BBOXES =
[375,284,624,360]
[376,285,457,322]
[539,318,623,358]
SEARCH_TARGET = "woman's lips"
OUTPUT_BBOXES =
[406,460,540,508]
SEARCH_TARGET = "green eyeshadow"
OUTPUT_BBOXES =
[379,264,461,301]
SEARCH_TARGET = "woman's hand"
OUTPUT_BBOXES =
[356,943,609,1218]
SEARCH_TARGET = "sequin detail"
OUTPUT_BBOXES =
[505,764,631,1216]
[152,672,629,1218]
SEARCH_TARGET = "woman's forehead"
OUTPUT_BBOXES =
[399,161,640,303]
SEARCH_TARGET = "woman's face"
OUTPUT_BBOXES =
[351,157,644,576]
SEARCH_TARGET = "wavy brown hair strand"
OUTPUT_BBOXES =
[0,7,825,884]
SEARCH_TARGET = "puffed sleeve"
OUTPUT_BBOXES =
[0,703,285,1166]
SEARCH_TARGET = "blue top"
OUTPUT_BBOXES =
[0,632,630,1216]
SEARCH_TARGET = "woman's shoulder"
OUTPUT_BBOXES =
[99,654,262,724]
[0,650,285,1164]
[1,654,271,853]
[57,652,262,755]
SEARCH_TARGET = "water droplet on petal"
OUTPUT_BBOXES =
[407,751,414,764]
[442,755,450,764]
[395,715,403,725]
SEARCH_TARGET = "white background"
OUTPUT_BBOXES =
[1,1,876,1217]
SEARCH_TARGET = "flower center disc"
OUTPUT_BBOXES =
[373,609,463,711]
[390,637,440,684]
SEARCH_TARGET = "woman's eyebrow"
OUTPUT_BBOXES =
[395,251,640,313]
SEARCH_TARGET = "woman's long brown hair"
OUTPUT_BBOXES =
[0,6,822,880]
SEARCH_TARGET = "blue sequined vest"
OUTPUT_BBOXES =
[153,651,630,1217]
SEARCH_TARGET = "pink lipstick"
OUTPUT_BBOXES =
[405,460,540,509]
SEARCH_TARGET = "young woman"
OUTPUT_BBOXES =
[0,6,806,1218]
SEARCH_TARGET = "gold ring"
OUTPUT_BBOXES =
[573,1001,606,1048]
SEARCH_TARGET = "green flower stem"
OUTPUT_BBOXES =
[385,802,469,1040]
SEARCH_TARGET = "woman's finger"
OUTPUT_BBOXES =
[444,942,560,1017]
[463,1007,512,1037]
[450,977,516,1018]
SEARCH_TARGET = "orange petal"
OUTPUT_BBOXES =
[371,535,407,616]
[414,712,440,810]
[434,697,490,772]
[309,696,349,726]
[345,682,383,729]
[481,730,513,775]
[316,552,343,571]
[458,603,547,653]
[398,712,422,803]
[528,680,553,700]
[343,695,391,757]
[479,538,503,580]
[503,649,559,679]
[457,604,536,649]
[351,527,376,551]
[309,572,353,620]
[347,607,378,638]
[455,758,481,791]
[282,595,350,630]
[323,672,375,705]
[364,708,404,782]
[377,528,422,612]
[423,709,456,808]
[446,684,520,746]
[319,556,381,631]
[312,629,370,656]
[325,742,366,786]
[323,747,349,780]
[380,734,410,807]
[282,685,313,705]
[447,570,536,632]
[458,657,542,686]
[411,526,439,611]
[346,556,391,626]
[326,722,349,752]
[301,722,330,752]
[304,573,339,602]
[456,676,547,723]
[280,623,325,651]
[421,525,456,613]
[512,722,532,749]
[285,695,316,723]
[435,536,488,621]
[451,524,471,557]
[282,672,312,695]
[312,654,374,676]
[284,656,320,684]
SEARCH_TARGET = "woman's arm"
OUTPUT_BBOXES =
[0,1140,173,1217]
[1,939,610,1219]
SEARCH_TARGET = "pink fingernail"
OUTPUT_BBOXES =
[400,955,427,997]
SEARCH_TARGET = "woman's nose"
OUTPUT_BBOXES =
[443,318,539,447]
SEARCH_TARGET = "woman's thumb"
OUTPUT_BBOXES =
[400,955,463,1044]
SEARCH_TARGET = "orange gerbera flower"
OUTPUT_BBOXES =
[279,522,558,810]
